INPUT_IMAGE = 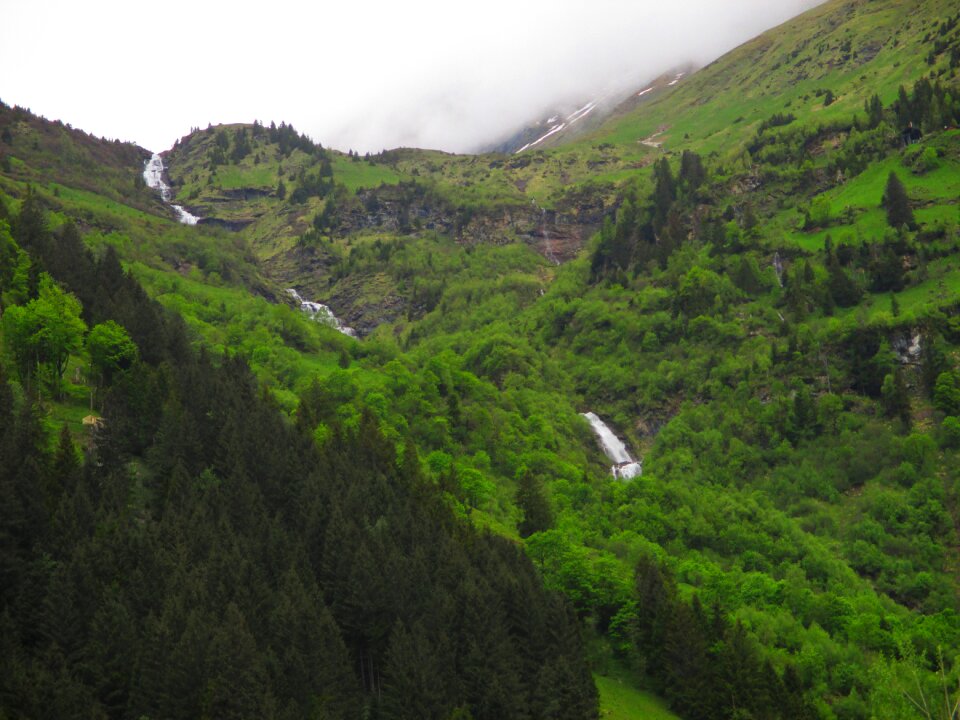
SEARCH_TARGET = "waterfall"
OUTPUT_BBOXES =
[541,209,560,266]
[773,251,784,287]
[286,289,357,337]
[580,412,642,480]
[531,200,560,266]
[143,153,200,225]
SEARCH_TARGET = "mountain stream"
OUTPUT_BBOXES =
[581,412,643,480]
[286,289,357,337]
[143,153,200,225]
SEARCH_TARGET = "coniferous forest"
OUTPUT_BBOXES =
[0,198,597,718]
[4,1,960,718]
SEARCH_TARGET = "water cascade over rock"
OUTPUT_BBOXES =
[143,153,200,225]
[580,412,642,480]
[286,289,357,337]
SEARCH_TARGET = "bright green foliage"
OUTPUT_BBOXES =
[940,416,960,449]
[86,320,138,384]
[594,672,679,720]
[515,464,553,537]
[0,220,30,308]
[881,368,911,425]
[934,372,960,416]
[807,195,832,229]
[2,274,86,396]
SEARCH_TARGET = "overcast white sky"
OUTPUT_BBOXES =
[1,0,825,154]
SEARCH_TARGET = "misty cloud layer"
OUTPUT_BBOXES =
[1,0,826,154]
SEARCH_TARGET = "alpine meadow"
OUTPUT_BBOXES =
[3,0,960,718]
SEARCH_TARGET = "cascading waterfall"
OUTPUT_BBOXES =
[580,412,642,480]
[531,200,560,266]
[541,209,561,266]
[143,153,200,225]
[286,289,357,337]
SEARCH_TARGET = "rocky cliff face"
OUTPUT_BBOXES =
[337,185,605,264]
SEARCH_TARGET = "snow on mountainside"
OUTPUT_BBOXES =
[482,66,695,155]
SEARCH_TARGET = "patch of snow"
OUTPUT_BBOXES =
[515,123,567,154]
[566,101,598,125]
[637,87,654,98]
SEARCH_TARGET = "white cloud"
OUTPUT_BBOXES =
[0,0,826,153]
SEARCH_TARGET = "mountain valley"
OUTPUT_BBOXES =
[2,0,960,718]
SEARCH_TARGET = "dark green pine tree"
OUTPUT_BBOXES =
[865,94,885,129]
[882,367,912,426]
[454,575,522,720]
[85,584,138,716]
[532,595,599,720]
[871,243,905,293]
[894,85,912,128]
[201,603,269,720]
[882,172,914,229]
[782,664,817,719]
[515,465,553,538]
[651,157,677,230]
[716,621,762,716]
[46,426,80,512]
[633,555,674,686]
[826,245,862,308]
[0,398,49,608]
[267,569,358,719]
[679,150,706,193]
[662,597,713,720]
[380,620,448,720]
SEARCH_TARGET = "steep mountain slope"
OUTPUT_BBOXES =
[579,0,958,156]
[482,67,694,155]
[0,203,598,719]
[147,0,959,340]
[0,102,159,214]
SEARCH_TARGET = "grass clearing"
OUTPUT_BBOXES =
[595,672,679,720]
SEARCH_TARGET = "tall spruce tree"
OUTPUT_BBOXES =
[882,171,914,229]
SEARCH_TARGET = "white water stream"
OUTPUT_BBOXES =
[532,202,560,266]
[581,412,642,480]
[143,153,200,225]
[286,289,357,337]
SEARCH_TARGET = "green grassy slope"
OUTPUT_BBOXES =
[0,102,160,213]
[595,672,680,720]
[586,0,959,158]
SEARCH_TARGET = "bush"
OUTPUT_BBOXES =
[940,416,960,449]
[934,372,960,415]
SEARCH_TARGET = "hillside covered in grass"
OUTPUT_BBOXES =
[3,0,960,718]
